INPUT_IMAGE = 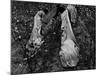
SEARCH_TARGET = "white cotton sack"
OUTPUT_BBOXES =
[60,39,79,67]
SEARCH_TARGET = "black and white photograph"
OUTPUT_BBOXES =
[11,0,96,75]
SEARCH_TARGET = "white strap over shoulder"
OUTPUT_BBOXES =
[61,9,76,43]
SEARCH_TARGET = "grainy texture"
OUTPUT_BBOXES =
[11,1,96,75]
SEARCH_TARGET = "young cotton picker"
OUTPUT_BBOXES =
[59,5,79,67]
[26,5,79,67]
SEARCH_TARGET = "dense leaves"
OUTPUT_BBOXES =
[11,1,96,75]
